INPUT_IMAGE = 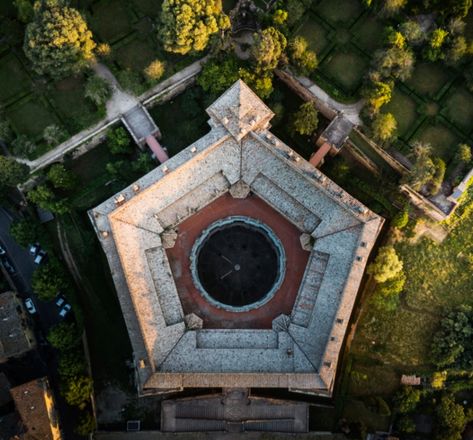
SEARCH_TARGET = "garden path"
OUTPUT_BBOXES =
[296,75,364,125]
[14,58,206,172]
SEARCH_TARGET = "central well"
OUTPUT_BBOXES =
[190,216,286,312]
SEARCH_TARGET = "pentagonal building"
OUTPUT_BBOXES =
[89,80,383,397]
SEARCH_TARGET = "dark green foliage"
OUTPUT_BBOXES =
[435,395,469,440]
[370,273,406,312]
[397,416,416,433]
[291,101,318,136]
[27,184,70,214]
[10,135,36,158]
[75,412,96,436]
[58,351,87,378]
[107,127,132,155]
[431,306,473,369]
[116,69,146,95]
[84,75,111,107]
[132,153,155,174]
[197,56,240,97]
[47,322,81,352]
[43,124,67,147]
[47,163,77,191]
[288,36,317,76]
[9,218,38,247]
[0,156,29,187]
[14,0,33,23]
[32,258,70,301]
[393,386,421,414]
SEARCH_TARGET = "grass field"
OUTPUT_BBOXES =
[296,15,331,54]
[7,95,60,139]
[382,88,419,138]
[321,49,368,94]
[411,121,461,162]
[315,0,362,25]
[352,15,385,53]
[405,62,452,97]
[349,191,473,394]
[441,85,473,134]
[0,53,31,104]
[90,0,134,43]
[113,36,158,71]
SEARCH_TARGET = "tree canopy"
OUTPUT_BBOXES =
[84,75,111,107]
[288,36,318,76]
[159,0,230,55]
[252,26,287,73]
[197,56,240,97]
[107,127,132,155]
[24,0,96,77]
[10,218,39,248]
[32,258,69,301]
[0,156,30,187]
[372,112,397,142]
[291,101,318,136]
[47,322,81,351]
[367,245,403,283]
[47,163,77,191]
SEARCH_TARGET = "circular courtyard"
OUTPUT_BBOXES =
[191,216,286,312]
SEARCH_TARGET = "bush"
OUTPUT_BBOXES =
[392,207,409,229]
[47,322,81,352]
[107,127,132,155]
[85,75,111,107]
[144,60,165,83]
[47,164,77,191]
[32,258,70,301]
[43,124,67,147]
[10,218,38,247]
[367,246,403,283]
[11,135,36,158]
[291,101,318,136]
[63,375,93,410]
[58,351,87,378]
[116,69,146,95]
[394,386,421,414]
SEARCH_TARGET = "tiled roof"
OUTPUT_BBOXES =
[90,80,383,397]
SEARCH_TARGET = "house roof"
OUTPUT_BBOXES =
[10,377,61,440]
[90,80,383,397]
[0,292,35,362]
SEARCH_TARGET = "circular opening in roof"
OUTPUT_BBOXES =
[190,216,286,312]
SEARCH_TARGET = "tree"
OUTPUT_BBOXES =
[291,101,318,136]
[10,218,38,247]
[197,56,240,96]
[436,395,468,440]
[431,371,448,389]
[144,60,165,83]
[431,307,473,369]
[132,152,155,174]
[273,9,288,26]
[429,157,446,195]
[386,28,406,48]
[47,322,81,351]
[107,127,132,155]
[404,142,436,191]
[394,386,421,414]
[363,80,393,115]
[27,184,70,214]
[374,46,414,81]
[288,36,318,76]
[370,273,405,311]
[238,68,274,99]
[391,207,409,229]
[0,118,13,142]
[43,124,67,147]
[63,375,93,409]
[0,156,29,186]
[446,36,468,65]
[372,112,397,142]
[456,143,472,163]
[32,259,69,301]
[11,135,36,158]
[381,0,407,16]
[159,0,230,55]
[367,246,403,283]
[24,0,96,78]
[47,164,77,191]
[397,416,416,433]
[75,412,95,436]
[14,0,33,23]
[252,27,287,73]
[424,28,449,61]
[84,75,111,107]
[399,20,423,45]
[58,351,86,378]
[106,160,134,182]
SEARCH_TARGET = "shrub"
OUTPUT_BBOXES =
[144,60,165,83]
[10,218,38,247]
[47,322,81,352]
[291,101,318,136]
[394,386,421,414]
[32,258,70,301]
[392,207,409,229]
[11,135,36,158]
[107,127,132,155]
[47,164,77,191]
[85,75,111,107]
[63,375,93,409]
[367,246,403,283]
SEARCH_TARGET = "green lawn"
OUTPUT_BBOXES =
[47,75,103,133]
[7,95,60,139]
[90,0,135,43]
[321,48,368,94]
[441,86,473,134]
[405,62,452,98]
[411,121,461,162]
[382,88,418,138]
[352,15,385,53]
[113,36,159,71]
[314,0,362,25]
[0,53,32,104]
[296,15,331,54]
[350,192,473,388]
